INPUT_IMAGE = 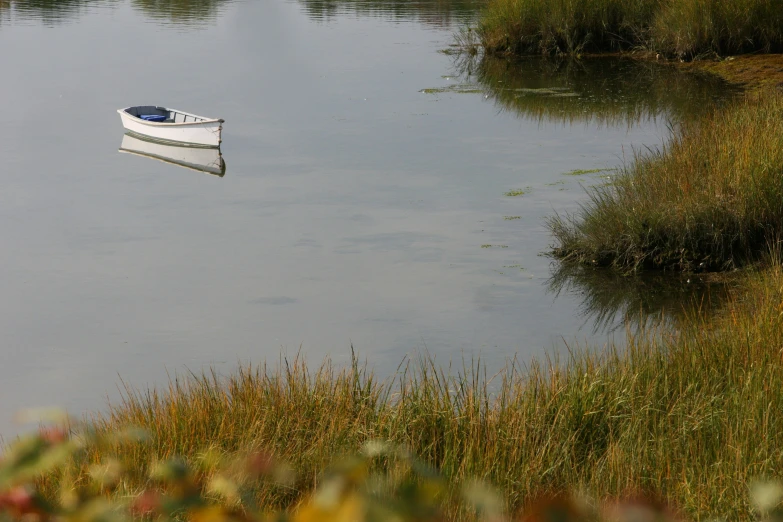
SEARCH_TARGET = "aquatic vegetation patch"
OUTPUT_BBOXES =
[503,215,522,220]
[481,244,509,248]
[504,187,529,197]
[563,168,614,176]
[419,85,484,94]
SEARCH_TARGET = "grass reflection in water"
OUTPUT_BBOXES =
[456,55,740,127]
[547,262,735,334]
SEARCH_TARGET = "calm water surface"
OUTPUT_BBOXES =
[0,0,733,436]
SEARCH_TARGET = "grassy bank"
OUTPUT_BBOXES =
[548,92,783,272]
[29,264,783,520]
[478,0,783,58]
[681,54,783,94]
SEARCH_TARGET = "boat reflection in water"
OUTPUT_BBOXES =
[118,133,226,177]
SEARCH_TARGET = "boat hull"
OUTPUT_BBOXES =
[119,133,226,176]
[118,107,223,148]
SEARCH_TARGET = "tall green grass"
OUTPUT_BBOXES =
[549,93,783,272]
[57,263,783,520]
[653,0,783,57]
[478,0,656,55]
[478,0,783,57]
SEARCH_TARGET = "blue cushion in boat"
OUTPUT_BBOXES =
[139,114,167,122]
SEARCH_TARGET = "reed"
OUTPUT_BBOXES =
[549,93,783,272]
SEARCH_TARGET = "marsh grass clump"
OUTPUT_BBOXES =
[477,0,783,58]
[477,0,657,56]
[549,93,783,272]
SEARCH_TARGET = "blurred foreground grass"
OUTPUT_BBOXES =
[0,423,744,522]
[3,417,783,521]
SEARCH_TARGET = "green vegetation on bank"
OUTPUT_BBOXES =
[478,0,783,57]
[15,264,779,520]
[549,93,783,272]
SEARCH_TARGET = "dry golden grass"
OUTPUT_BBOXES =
[38,263,783,520]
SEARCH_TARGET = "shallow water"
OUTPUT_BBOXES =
[0,0,735,437]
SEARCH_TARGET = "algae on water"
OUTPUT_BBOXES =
[420,84,484,95]
[563,168,615,176]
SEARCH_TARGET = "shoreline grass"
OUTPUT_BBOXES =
[477,0,783,58]
[681,54,783,94]
[548,92,783,272]
[29,263,783,520]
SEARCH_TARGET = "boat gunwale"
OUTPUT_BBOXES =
[118,107,225,126]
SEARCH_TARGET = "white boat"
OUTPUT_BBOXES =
[117,105,224,148]
[119,133,226,177]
